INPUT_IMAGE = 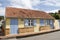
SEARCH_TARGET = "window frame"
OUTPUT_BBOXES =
[24,19,36,27]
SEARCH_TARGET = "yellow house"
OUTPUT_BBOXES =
[5,7,55,35]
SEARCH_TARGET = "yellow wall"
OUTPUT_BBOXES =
[5,18,10,35]
[54,20,60,29]
[6,18,25,29]
[6,18,40,32]
[6,18,10,29]
[6,18,54,33]
[34,19,40,32]
[18,19,24,28]
[34,19,51,32]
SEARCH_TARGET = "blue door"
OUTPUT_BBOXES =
[10,19,18,34]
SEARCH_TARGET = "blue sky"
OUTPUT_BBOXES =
[0,0,60,16]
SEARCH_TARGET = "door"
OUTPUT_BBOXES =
[10,19,18,34]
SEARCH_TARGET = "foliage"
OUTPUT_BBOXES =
[0,16,4,20]
[50,11,60,19]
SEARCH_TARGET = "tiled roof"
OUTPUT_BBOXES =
[5,7,54,19]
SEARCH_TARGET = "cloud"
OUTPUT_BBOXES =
[40,0,60,6]
[0,7,5,16]
[46,9,59,13]
[8,0,60,12]
[8,0,40,9]
[0,0,60,16]
[0,3,2,6]
[31,0,40,6]
[0,3,5,16]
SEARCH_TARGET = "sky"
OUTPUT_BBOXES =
[0,0,60,16]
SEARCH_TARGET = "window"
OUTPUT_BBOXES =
[40,19,45,26]
[33,20,36,26]
[24,19,36,27]
[50,20,53,24]
[46,20,54,29]
[46,20,53,25]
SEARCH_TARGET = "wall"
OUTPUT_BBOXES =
[5,18,52,35]
[6,18,25,28]
[6,18,10,28]
[18,27,34,34]
[54,20,60,29]
[5,18,10,35]
[18,18,39,33]
[18,19,24,28]
[34,19,40,32]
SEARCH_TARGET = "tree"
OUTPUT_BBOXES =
[58,10,60,14]
[50,12,60,19]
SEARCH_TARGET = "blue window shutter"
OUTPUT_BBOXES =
[40,19,45,26]
[24,19,29,26]
[33,20,36,26]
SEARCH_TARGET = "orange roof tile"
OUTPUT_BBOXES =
[5,7,54,19]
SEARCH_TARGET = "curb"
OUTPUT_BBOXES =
[0,29,60,39]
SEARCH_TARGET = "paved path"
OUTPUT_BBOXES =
[2,31,60,40]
